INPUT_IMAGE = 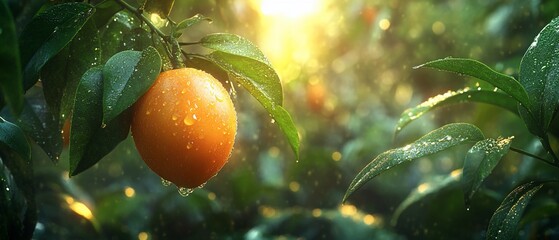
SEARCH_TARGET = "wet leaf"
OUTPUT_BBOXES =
[0,150,36,239]
[392,169,462,225]
[41,20,101,121]
[69,67,131,176]
[202,33,271,67]
[462,137,513,206]
[414,58,531,110]
[0,119,30,161]
[487,181,543,239]
[519,16,559,136]
[396,89,519,133]
[19,2,95,90]
[176,14,211,31]
[208,52,298,158]
[100,11,139,63]
[91,0,122,28]
[121,28,153,51]
[102,46,161,124]
[2,88,63,161]
[343,123,484,202]
[0,0,23,114]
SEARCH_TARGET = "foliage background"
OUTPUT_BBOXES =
[13,0,559,239]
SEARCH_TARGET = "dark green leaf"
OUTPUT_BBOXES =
[414,58,531,110]
[208,52,298,158]
[0,150,36,239]
[397,89,519,133]
[41,20,101,121]
[343,123,484,202]
[100,11,138,63]
[102,46,161,124]
[19,3,95,90]
[0,119,30,161]
[487,181,543,239]
[519,16,559,135]
[69,67,131,176]
[392,169,462,225]
[202,33,271,66]
[176,14,211,31]
[0,0,23,114]
[92,0,122,28]
[121,27,153,51]
[462,137,513,206]
[2,88,63,161]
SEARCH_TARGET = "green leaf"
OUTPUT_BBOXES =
[0,119,31,161]
[202,33,272,67]
[69,67,131,176]
[462,137,513,206]
[92,0,122,28]
[121,28,153,51]
[519,16,559,136]
[19,3,95,90]
[208,52,298,158]
[100,11,139,63]
[41,20,101,121]
[0,1,23,114]
[142,0,175,17]
[0,150,36,239]
[102,46,162,124]
[397,88,519,133]
[487,181,543,239]
[391,169,462,226]
[343,123,484,203]
[9,89,63,161]
[414,58,531,110]
[176,14,211,31]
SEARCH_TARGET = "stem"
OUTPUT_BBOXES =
[179,41,202,46]
[510,146,557,168]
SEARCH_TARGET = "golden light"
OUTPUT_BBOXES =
[289,181,300,192]
[70,202,93,220]
[150,13,167,28]
[379,18,391,30]
[312,208,322,217]
[260,0,320,19]
[417,183,430,193]
[138,232,149,240]
[339,204,357,216]
[331,151,342,161]
[124,187,136,198]
[363,214,376,225]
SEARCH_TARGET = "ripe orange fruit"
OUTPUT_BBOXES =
[131,68,237,188]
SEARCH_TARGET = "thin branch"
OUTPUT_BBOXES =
[510,146,557,168]
[113,0,166,39]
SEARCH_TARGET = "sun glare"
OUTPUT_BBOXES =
[259,0,320,19]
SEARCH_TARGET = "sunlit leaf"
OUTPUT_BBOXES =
[519,16,559,136]
[0,119,31,161]
[69,67,131,176]
[343,123,484,202]
[414,58,531,110]
[208,52,298,158]
[102,46,161,124]
[396,89,519,133]
[0,0,23,114]
[462,137,513,206]
[202,33,271,66]
[487,181,543,239]
[392,169,462,226]
[41,20,101,121]
[19,3,95,90]
[176,14,211,31]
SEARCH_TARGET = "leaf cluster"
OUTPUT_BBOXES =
[344,16,559,238]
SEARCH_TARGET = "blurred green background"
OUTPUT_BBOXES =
[29,0,559,239]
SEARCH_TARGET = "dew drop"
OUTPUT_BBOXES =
[172,114,178,121]
[178,187,194,197]
[145,110,151,115]
[184,115,195,126]
[161,178,171,186]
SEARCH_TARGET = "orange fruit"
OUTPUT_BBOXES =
[131,68,237,188]
[306,81,326,113]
